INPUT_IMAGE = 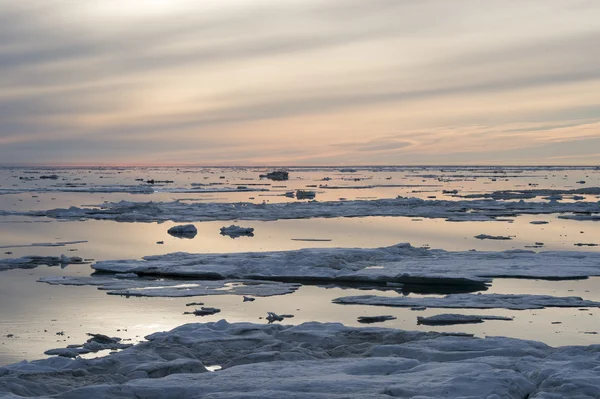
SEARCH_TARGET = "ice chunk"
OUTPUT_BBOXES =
[167,224,198,238]
[357,315,397,324]
[259,170,289,181]
[417,314,513,325]
[219,225,254,238]
[474,234,512,240]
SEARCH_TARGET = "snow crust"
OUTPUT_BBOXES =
[89,243,600,285]
[1,320,598,398]
[38,276,299,298]
[13,196,600,222]
[333,293,600,310]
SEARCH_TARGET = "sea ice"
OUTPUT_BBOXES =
[0,320,597,398]
[44,334,132,358]
[38,276,300,298]
[333,293,600,310]
[0,256,85,272]
[14,195,600,223]
[416,314,513,325]
[89,243,600,287]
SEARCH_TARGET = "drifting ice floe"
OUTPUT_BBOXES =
[333,293,600,310]
[461,187,600,200]
[0,255,85,272]
[357,315,397,324]
[416,314,513,325]
[0,320,598,398]
[88,243,600,287]
[38,276,300,298]
[0,240,87,249]
[10,195,600,222]
[474,234,512,240]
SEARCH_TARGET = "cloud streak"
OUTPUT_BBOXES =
[1,0,599,165]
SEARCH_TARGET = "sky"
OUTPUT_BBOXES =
[1,0,599,166]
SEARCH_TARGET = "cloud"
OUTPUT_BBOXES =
[1,0,600,165]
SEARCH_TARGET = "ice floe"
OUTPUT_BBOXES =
[357,315,397,324]
[0,320,598,398]
[88,243,600,287]
[0,240,87,249]
[0,256,85,272]
[416,314,513,325]
[7,195,599,223]
[460,187,600,200]
[474,234,512,240]
[333,293,600,310]
[38,276,300,298]
[167,224,198,238]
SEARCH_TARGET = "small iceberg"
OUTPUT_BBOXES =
[220,225,254,238]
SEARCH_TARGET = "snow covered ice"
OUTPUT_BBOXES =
[0,320,598,398]
[88,243,600,286]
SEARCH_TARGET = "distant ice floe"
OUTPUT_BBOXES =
[333,293,600,310]
[38,276,300,298]
[0,185,268,195]
[12,196,600,222]
[0,320,598,398]
[460,187,600,200]
[474,234,512,240]
[416,314,513,325]
[0,240,87,249]
[0,255,85,272]
[88,243,600,287]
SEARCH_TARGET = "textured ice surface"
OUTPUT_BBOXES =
[417,314,513,325]
[89,243,600,286]
[333,293,600,310]
[11,196,600,222]
[0,320,598,398]
[38,276,300,298]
